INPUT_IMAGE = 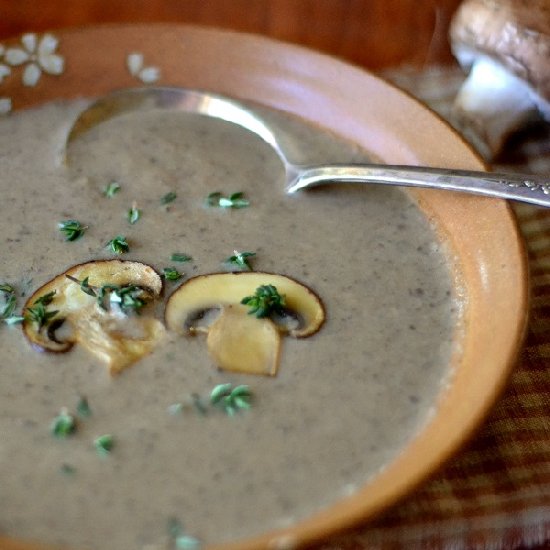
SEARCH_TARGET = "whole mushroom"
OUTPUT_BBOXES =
[449,0,550,159]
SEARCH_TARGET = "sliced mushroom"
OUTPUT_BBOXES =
[23,260,165,375]
[165,272,325,376]
[449,0,550,159]
[207,304,282,376]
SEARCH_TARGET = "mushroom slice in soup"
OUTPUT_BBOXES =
[22,260,165,374]
[165,272,325,376]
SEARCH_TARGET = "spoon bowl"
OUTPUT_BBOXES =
[66,86,550,207]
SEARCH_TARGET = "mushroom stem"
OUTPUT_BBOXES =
[452,56,544,159]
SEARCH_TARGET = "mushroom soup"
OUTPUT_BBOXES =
[0,100,461,549]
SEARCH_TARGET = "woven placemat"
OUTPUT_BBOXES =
[317,66,550,550]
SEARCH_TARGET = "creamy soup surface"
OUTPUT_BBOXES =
[0,100,461,549]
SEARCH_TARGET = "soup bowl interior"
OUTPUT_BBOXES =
[0,24,528,550]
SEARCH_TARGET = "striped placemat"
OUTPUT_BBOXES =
[317,66,550,550]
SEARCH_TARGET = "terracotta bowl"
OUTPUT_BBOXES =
[0,24,528,550]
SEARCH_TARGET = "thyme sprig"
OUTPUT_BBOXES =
[169,385,253,418]
[224,250,256,271]
[210,384,252,416]
[106,235,129,254]
[206,191,249,209]
[99,284,149,314]
[66,275,150,315]
[241,285,285,318]
[58,219,87,242]
[25,291,59,329]
[0,283,23,324]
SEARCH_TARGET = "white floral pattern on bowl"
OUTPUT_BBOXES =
[127,52,161,83]
[0,33,162,115]
[4,33,64,87]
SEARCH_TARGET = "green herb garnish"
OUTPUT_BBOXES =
[25,301,59,330]
[127,202,141,224]
[106,235,129,254]
[58,219,87,242]
[78,276,97,297]
[0,283,22,324]
[76,396,91,418]
[66,276,149,315]
[206,191,249,209]
[163,267,183,282]
[167,518,202,550]
[161,191,177,205]
[210,384,252,416]
[34,291,56,306]
[24,291,59,329]
[103,181,121,197]
[51,408,77,438]
[170,253,192,263]
[98,284,149,314]
[94,434,114,456]
[241,285,285,318]
[224,250,256,271]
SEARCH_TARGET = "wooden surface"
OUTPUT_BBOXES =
[0,0,462,69]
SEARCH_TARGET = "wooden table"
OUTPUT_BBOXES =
[0,0,462,70]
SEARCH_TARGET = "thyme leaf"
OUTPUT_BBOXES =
[161,191,177,205]
[76,396,91,418]
[79,276,97,297]
[34,291,56,306]
[163,267,183,282]
[224,250,256,271]
[106,235,129,254]
[58,219,87,242]
[103,181,121,197]
[241,285,285,318]
[51,408,77,438]
[170,253,192,263]
[206,191,249,209]
[94,434,114,456]
[127,202,141,225]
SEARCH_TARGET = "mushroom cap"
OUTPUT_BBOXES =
[450,0,550,105]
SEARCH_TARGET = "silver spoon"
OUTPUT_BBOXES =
[66,87,550,207]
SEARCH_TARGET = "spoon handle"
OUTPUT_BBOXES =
[288,164,550,207]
